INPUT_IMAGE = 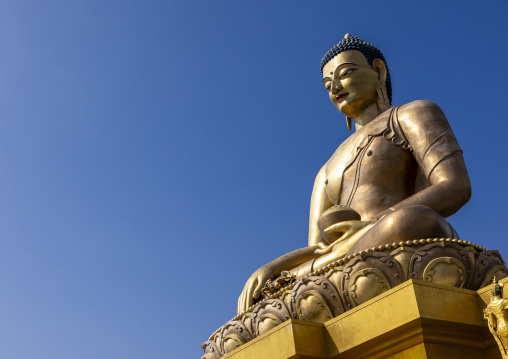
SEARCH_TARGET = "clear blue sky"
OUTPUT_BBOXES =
[0,1,506,358]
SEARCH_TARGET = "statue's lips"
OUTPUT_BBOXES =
[336,93,348,102]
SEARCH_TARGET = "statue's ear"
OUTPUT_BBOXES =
[372,59,387,85]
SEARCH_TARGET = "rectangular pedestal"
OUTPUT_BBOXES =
[222,319,327,359]
[223,280,501,359]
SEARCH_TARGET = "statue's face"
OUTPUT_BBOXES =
[322,50,381,119]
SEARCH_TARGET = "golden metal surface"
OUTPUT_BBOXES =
[213,239,505,357]
[232,238,500,320]
[222,280,501,359]
[484,278,508,358]
[222,319,327,359]
[237,34,471,314]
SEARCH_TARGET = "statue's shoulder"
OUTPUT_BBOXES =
[397,100,444,118]
[395,100,449,131]
[371,101,447,138]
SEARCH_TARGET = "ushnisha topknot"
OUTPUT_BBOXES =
[321,34,392,105]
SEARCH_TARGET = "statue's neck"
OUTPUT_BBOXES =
[354,102,390,131]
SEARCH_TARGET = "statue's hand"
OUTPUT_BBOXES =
[237,265,273,314]
[324,219,376,239]
[315,219,377,255]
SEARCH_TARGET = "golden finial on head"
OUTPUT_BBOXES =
[344,33,351,39]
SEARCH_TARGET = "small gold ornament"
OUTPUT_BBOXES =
[484,277,508,359]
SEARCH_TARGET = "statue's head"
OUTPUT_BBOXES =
[321,34,392,121]
[491,277,504,298]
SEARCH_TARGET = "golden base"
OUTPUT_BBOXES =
[222,279,502,359]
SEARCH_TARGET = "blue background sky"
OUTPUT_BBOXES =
[0,1,507,358]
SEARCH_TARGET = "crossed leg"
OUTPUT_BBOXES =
[346,205,458,257]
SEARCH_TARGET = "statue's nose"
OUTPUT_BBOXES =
[331,81,342,94]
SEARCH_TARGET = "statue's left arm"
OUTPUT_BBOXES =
[375,100,471,219]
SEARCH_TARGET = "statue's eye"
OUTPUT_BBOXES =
[340,68,356,79]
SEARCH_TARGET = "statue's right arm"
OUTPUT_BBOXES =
[237,246,320,314]
[308,163,333,247]
[237,165,331,315]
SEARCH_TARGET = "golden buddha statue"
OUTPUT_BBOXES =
[237,34,472,314]
[484,278,508,358]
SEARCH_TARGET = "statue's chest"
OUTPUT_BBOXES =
[325,127,412,206]
[325,137,358,201]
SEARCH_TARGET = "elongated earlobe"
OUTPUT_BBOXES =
[346,117,352,131]
[377,86,389,106]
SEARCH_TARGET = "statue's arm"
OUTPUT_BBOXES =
[237,246,319,314]
[376,100,471,219]
[237,164,332,314]
[308,163,333,246]
[374,152,470,219]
